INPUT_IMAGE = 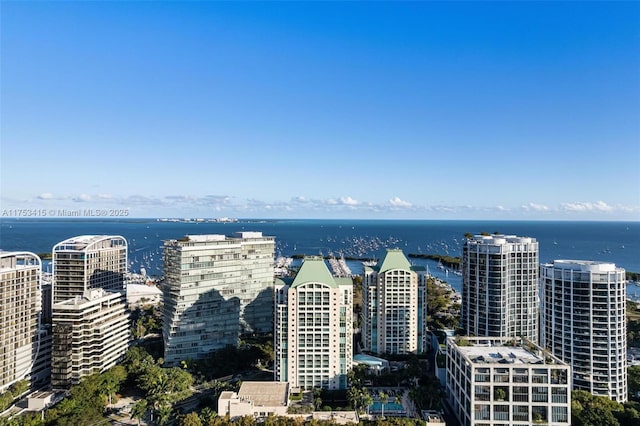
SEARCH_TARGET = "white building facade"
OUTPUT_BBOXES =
[218,381,289,419]
[540,260,627,402]
[274,257,353,390]
[51,235,130,388]
[361,249,428,355]
[162,232,275,367]
[52,235,127,303]
[462,235,539,342]
[446,337,571,426]
[0,252,42,393]
[51,289,130,388]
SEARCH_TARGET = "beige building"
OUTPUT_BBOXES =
[52,235,127,303]
[275,257,353,390]
[51,289,130,388]
[218,381,289,418]
[218,381,359,425]
[0,252,41,393]
[361,249,428,355]
[162,232,275,367]
[51,235,130,389]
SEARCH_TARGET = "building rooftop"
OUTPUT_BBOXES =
[0,251,41,271]
[377,249,411,273]
[53,288,123,308]
[53,235,126,252]
[291,256,338,288]
[233,231,271,239]
[218,391,236,401]
[448,337,568,366]
[167,232,274,245]
[312,411,358,424]
[468,234,536,244]
[237,381,289,407]
[546,259,620,272]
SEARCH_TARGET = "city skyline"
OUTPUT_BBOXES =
[2,2,639,220]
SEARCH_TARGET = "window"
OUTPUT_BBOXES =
[513,405,529,422]
[474,405,490,421]
[552,406,568,422]
[494,405,509,421]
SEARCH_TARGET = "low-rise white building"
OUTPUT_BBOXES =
[422,410,446,426]
[446,337,571,426]
[218,381,289,418]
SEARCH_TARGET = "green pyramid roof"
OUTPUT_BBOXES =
[291,256,338,288]
[377,249,411,273]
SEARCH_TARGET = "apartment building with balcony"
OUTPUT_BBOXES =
[361,249,428,355]
[446,336,571,426]
[51,289,130,388]
[0,252,42,393]
[274,257,353,390]
[162,232,275,367]
[52,235,127,303]
[540,260,627,402]
[51,235,130,388]
[462,235,539,342]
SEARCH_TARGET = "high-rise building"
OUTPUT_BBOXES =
[52,235,127,303]
[51,289,130,388]
[540,260,627,402]
[274,256,353,390]
[162,232,275,367]
[462,235,539,342]
[0,252,41,393]
[361,249,428,355]
[51,235,130,388]
[446,336,571,426]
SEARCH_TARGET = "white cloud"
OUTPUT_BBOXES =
[73,194,91,202]
[560,201,613,212]
[339,196,359,206]
[124,195,165,206]
[429,205,457,213]
[12,191,640,219]
[165,195,196,202]
[521,202,550,212]
[389,197,412,208]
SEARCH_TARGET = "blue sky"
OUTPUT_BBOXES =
[1,1,639,220]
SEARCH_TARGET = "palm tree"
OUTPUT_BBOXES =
[347,387,361,412]
[394,395,402,413]
[361,390,373,416]
[378,391,389,419]
[200,407,216,424]
[156,403,173,425]
[130,399,148,426]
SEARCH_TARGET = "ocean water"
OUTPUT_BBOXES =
[1,218,638,294]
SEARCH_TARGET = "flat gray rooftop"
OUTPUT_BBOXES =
[238,381,288,407]
[458,346,544,365]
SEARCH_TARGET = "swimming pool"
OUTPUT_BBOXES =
[369,401,405,413]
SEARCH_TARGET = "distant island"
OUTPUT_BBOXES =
[408,253,461,270]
